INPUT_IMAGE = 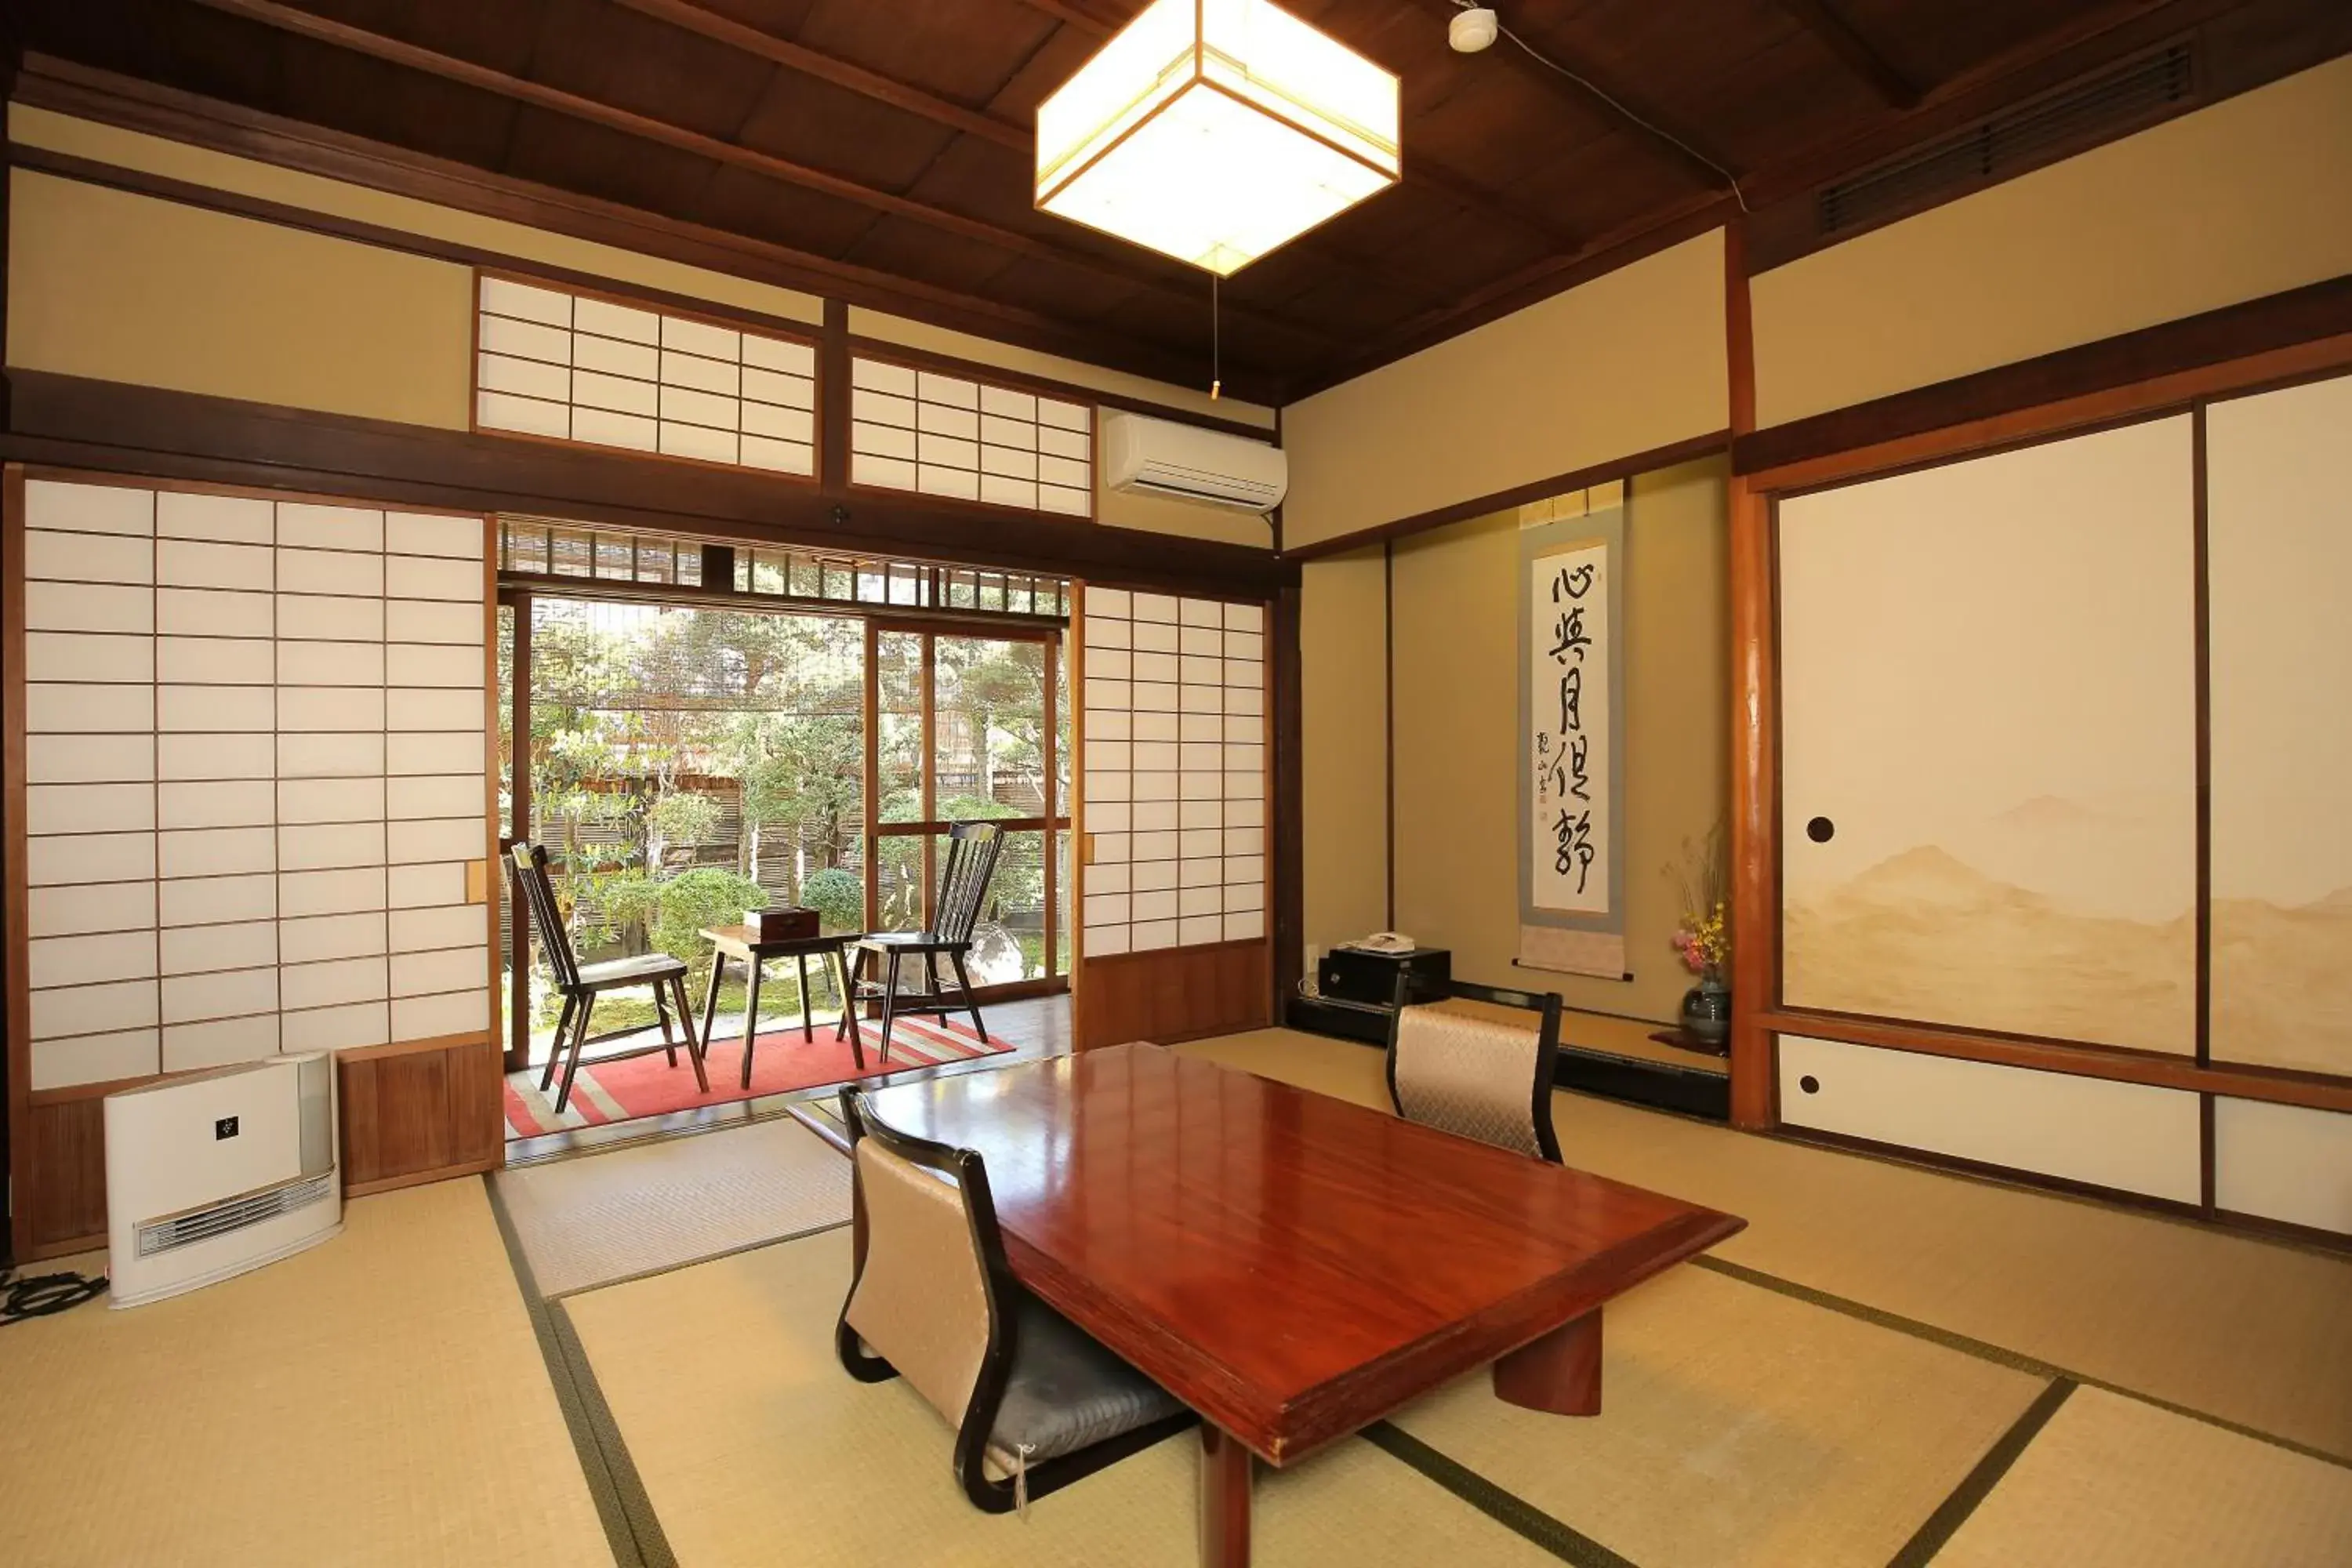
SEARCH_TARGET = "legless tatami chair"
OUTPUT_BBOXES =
[833,1089,1194,1513]
[510,842,706,1114]
[1385,977,1565,1163]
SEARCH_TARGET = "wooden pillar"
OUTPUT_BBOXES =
[1269,583,1305,1019]
[1725,220,1778,1131]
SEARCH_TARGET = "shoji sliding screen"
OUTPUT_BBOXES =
[14,476,494,1094]
[1073,585,1270,1047]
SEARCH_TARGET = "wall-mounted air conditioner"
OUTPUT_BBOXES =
[1102,411,1288,514]
[105,1052,342,1308]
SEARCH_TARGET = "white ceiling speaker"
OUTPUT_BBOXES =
[1449,6,1499,53]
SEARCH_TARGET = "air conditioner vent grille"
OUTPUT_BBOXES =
[1820,45,2194,237]
[136,1172,336,1258]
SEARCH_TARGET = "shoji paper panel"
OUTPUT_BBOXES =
[383,508,491,1044]
[160,488,281,1073]
[850,358,1093,517]
[2206,372,2352,1076]
[23,480,159,1090]
[17,479,489,1088]
[1080,586,1265,956]
[474,275,817,476]
[1778,417,2198,1053]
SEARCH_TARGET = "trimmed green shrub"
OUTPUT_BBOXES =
[644,868,768,966]
[801,867,863,935]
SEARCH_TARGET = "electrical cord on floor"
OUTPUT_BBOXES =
[1,1266,108,1324]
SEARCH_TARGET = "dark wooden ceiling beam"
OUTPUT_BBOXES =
[611,0,1030,150]
[185,0,1338,352]
[1009,0,1123,38]
[1769,0,1922,109]
[1403,0,1738,196]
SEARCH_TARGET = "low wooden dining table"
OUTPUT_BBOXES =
[858,1041,1745,1566]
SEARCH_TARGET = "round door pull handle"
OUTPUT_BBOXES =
[1798,1075,1821,1094]
[1806,817,1835,843]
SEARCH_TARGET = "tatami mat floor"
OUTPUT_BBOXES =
[493,1115,850,1298]
[1388,1265,2047,1568]
[1189,1028,2352,1462]
[0,1181,610,1568]
[564,1226,1566,1568]
[5,1026,2346,1568]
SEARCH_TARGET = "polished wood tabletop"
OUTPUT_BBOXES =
[858,1042,1745,1467]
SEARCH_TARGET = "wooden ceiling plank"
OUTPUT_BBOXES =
[1403,159,1582,250]
[184,0,1338,350]
[1400,0,1738,196]
[1011,0,1117,39]
[1769,0,1922,110]
[612,0,1033,151]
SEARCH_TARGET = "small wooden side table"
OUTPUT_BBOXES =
[699,926,865,1087]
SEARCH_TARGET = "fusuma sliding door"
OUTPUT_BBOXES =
[1777,417,2199,1054]
[1769,383,2352,1229]
[2206,372,2352,1080]
[2203,372,2352,1236]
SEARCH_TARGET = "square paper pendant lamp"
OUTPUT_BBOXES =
[1036,0,1401,277]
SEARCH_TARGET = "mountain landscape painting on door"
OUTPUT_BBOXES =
[1777,417,2198,1053]
[2207,372,2352,1078]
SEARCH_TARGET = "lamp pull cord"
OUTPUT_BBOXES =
[1210,274,1222,401]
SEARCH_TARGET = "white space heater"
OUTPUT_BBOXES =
[104,1052,343,1308]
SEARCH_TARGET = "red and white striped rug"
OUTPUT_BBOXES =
[503,1011,1013,1138]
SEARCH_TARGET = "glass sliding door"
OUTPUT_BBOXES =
[502,595,872,1069]
[868,622,1070,994]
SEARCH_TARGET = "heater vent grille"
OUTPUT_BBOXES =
[1820,45,2194,237]
[136,1173,336,1258]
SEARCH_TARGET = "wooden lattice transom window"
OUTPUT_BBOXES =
[474,275,817,477]
[849,357,1093,518]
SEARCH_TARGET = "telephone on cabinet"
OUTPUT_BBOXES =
[1339,932,1417,955]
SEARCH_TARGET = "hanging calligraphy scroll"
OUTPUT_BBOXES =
[1517,499,1627,978]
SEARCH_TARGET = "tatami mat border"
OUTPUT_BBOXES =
[1885,1379,2078,1568]
[484,1174,677,1568]
[542,1216,851,1302]
[1363,1421,1634,1567]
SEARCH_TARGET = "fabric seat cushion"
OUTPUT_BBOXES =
[986,1292,1185,1466]
[575,952,689,986]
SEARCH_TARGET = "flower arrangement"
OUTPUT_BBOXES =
[1669,820,1730,983]
[1674,904,1730,981]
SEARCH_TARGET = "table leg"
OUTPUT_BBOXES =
[796,952,814,1042]
[740,959,764,1091]
[1198,1425,1253,1568]
[835,946,865,1070]
[699,950,725,1059]
[1492,1308,1603,1416]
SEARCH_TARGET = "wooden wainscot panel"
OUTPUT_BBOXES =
[1078,940,1272,1051]
[24,1097,110,1258]
[338,1034,505,1196]
[13,1036,503,1258]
